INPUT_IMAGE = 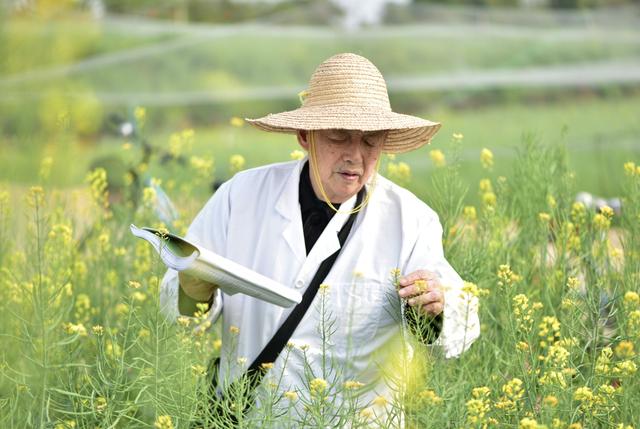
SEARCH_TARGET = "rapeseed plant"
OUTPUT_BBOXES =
[3,137,640,428]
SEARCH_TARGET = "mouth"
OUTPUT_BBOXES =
[338,171,361,181]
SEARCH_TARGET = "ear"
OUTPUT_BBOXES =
[296,130,310,151]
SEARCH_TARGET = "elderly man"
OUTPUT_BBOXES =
[160,53,479,425]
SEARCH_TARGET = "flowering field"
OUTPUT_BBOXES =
[0,120,638,428]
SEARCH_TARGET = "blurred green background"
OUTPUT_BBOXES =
[1,0,639,205]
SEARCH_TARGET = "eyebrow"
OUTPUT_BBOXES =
[332,129,386,137]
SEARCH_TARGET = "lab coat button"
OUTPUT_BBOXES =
[295,279,304,288]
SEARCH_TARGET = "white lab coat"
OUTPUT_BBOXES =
[160,159,479,424]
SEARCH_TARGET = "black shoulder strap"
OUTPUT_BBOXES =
[207,189,364,423]
[246,187,364,376]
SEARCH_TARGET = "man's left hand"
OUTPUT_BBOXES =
[398,270,444,317]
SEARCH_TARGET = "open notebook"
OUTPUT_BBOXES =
[130,225,302,308]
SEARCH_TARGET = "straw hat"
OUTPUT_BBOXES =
[246,53,441,154]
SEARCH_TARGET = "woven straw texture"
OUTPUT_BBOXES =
[246,53,441,154]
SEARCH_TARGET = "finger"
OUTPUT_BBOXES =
[398,280,438,298]
[398,270,437,287]
[398,284,418,298]
[422,301,444,316]
[408,291,442,307]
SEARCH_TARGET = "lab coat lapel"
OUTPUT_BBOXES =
[275,160,306,264]
[273,189,358,328]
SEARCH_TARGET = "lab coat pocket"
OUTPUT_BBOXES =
[331,275,398,356]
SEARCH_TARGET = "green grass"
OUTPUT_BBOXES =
[1,138,639,428]
[4,92,637,205]
[6,29,640,93]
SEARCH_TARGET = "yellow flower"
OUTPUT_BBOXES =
[480,148,494,170]
[463,206,477,222]
[191,364,207,377]
[115,303,129,316]
[624,291,639,308]
[418,389,443,405]
[498,265,519,288]
[623,161,636,176]
[547,194,557,209]
[600,205,614,219]
[502,378,523,400]
[360,407,374,419]
[229,325,240,334]
[177,316,191,328]
[567,277,580,290]
[309,377,328,393]
[284,390,298,401]
[229,154,246,174]
[373,395,388,407]
[134,106,146,126]
[290,150,305,160]
[539,212,551,223]
[540,370,567,388]
[414,279,427,294]
[39,156,53,181]
[472,386,491,398]
[571,202,587,225]
[615,341,634,358]
[568,424,582,429]
[482,192,497,207]
[595,347,613,376]
[479,179,493,193]
[190,156,214,180]
[546,344,570,367]
[344,380,364,390]
[593,213,611,230]
[574,386,594,402]
[429,149,446,167]
[543,395,559,407]
[519,417,540,429]
[260,362,274,370]
[95,396,107,412]
[128,280,141,289]
[229,116,244,127]
[154,415,174,429]
[452,132,464,142]
[132,291,146,302]
[614,360,637,376]
[538,316,561,348]
[142,186,157,207]
[64,323,87,336]
[91,325,104,336]
[237,357,247,366]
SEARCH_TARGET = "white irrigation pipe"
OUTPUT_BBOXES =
[0,35,205,88]
[3,60,640,106]
[2,15,640,88]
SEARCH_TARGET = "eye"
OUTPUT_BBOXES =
[328,134,348,143]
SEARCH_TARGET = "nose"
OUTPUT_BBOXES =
[341,133,366,164]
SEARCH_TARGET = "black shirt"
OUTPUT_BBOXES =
[299,162,340,255]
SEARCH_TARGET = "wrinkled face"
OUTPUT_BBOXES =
[297,129,387,204]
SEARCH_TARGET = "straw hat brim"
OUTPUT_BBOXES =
[246,105,441,154]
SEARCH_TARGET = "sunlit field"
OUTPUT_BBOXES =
[2,2,640,428]
[1,128,639,427]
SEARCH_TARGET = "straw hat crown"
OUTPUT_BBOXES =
[303,53,391,111]
[247,53,441,154]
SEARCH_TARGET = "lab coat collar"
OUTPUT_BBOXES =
[274,158,358,266]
